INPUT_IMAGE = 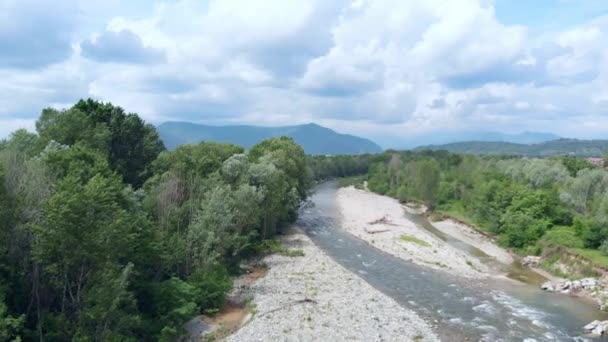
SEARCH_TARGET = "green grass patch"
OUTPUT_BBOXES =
[571,248,608,269]
[399,235,431,247]
[259,240,305,257]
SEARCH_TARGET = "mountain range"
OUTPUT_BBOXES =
[379,131,561,149]
[157,122,383,155]
[415,139,608,157]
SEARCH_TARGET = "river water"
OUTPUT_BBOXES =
[298,182,608,341]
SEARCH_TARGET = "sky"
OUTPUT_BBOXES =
[1,0,608,148]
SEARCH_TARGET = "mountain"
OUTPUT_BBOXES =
[378,131,560,149]
[415,139,608,157]
[157,122,383,155]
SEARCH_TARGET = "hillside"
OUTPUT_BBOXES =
[157,122,383,155]
[381,131,560,149]
[415,139,608,157]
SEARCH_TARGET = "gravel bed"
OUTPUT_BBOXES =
[225,230,439,342]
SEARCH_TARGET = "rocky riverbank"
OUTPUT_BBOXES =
[336,186,490,278]
[224,229,439,341]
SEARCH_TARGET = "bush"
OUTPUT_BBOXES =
[189,266,232,313]
[574,217,608,249]
[600,241,608,256]
[542,226,584,249]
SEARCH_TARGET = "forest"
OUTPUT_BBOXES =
[0,99,311,341]
[362,150,608,263]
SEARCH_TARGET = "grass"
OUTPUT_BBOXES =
[260,240,305,257]
[413,335,424,342]
[399,234,431,247]
[571,248,608,269]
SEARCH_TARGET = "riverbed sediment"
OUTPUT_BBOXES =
[336,186,492,278]
[224,228,439,342]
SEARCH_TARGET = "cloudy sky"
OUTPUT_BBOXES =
[1,0,608,147]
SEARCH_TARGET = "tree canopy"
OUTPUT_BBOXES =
[0,100,312,341]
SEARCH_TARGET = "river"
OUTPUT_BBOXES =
[298,182,608,341]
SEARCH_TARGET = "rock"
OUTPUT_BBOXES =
[584,320,600,331]
[541,281,555,291]
[592,321,608,336]
[581,278,599,290]
[522,256,542,267]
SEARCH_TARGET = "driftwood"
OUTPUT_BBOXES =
[364,227,391,234]
[368,215,398,226]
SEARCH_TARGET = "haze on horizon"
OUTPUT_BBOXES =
[1,0,607,148]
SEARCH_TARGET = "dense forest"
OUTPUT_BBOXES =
[362,150,608,264]
[0,99,311,341]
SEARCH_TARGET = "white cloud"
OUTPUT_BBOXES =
[0,0,607,147]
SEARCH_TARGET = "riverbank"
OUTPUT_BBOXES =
[224,228,439,341]
[337,186,492,278]
[430,219,513,265]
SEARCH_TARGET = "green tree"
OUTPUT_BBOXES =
[36,99,165,187]
[414,159,440,209]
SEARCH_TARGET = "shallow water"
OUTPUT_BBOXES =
[299,182,608,341]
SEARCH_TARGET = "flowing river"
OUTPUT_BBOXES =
[298,182,608,341]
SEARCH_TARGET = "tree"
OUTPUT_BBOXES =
[560,156,595,177]
[249,137,311,200]
[414,159,440,209]
[36,99,165,187]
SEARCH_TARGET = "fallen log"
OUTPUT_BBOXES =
[365,227,391,234]
[368,215,398,226]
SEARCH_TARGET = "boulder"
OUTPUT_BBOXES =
[541,281,555,292]
[522,256,542,267]
[592,321,608,336]
[584,320,600,331]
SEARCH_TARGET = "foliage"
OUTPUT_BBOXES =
[258,240,305,257]
[363,149,608,254]
[0,100,312,341]
[416,139,608,157]
[337,176,366,189]
[36,99,165,187]
[560,156,596,177]
[542,226,584,249]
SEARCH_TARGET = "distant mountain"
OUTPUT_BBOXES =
[379,131,560,149]
[415,139,608,157]
[157,122,383,155]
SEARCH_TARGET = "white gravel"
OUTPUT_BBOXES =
[225,230,439,342]
[336,186,488,278]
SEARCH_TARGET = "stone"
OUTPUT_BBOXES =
[584,320,600,331]
[541,281,555,291]
[581,278,599,290]
[592,321,608,336]
[522,256,542,267]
